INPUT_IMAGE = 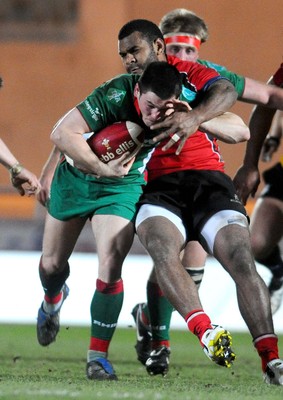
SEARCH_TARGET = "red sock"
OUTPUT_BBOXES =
[44,291,63,304]
[96,278,123,294]
[89,337,110,353]
[185,309,213,343]
[152,340,170,350]
[253,334,279,371]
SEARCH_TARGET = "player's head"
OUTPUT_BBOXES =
[118,19,167,75]
[159,9,209,62]
[134,61,182,127]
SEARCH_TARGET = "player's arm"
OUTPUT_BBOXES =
[260,110,283,162]
[201,60,283,109]
[240,76,283,109]
[151,78,237,154]
[0,138,22,170]
[0,138,41,196]
[166,99,249,143]
[233,104,276,204]
[233,64,283,204]
[240,74,279,167]
[36,145,60,206]
[208,60,283,109]
[200,112,250,143]
[51,107,133,178]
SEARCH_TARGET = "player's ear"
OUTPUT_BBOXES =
[134,83,140,98]
[154,38,166,56]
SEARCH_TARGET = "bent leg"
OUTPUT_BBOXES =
[201,211,280,372]
[87,215,135,367]
[92,214,134,282]
[137,209,235,371]
[40,213,87,296]
[41,213,87,275]
[137,241,206,357]
[212,223,273,338]
[137,216,235,368]
[37,213,87,346]
[137,216,201,319]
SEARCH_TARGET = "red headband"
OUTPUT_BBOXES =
[164,35,201,50]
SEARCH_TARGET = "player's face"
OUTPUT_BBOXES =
[136,89,176,127]
[166,44,199,62]
[118,32,159,75]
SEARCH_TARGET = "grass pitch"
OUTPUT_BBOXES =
[0,324,282,399]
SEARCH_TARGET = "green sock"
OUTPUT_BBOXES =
[147,281,173,342]
[90,279,124,342]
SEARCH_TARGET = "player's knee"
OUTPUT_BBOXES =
[144,232,181,264]
[40,254,65,274]
[144,234,166,256]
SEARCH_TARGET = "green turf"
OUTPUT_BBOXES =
[0,324,282,399]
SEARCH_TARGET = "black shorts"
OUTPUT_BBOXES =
[260,162,283,201]
[138,170,247,241]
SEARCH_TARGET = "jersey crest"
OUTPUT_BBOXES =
[106,88,126,106]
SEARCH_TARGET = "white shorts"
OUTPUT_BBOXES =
[135,204,187,242]
[136,205,248,255]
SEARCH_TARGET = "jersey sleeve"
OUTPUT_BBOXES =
[169,56,221,92]
[197,58,245,97]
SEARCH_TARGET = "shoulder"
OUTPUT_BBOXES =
[197,59,227,72]
[99,73,139,91]
[168,55,219,78]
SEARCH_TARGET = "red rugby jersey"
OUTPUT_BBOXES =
[147,55,225,181]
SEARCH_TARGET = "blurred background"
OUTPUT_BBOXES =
[1,0,283,250]
[1,0,283,330]
[1,0,283,251]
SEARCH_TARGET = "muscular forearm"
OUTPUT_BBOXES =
[39,146,60,179]
[200,112,250,143]
[192,79,237,125]
[0,138,19,169]
[51,108,131,178]
[150,79,238,154]
[233,65,283,203]
[243,105,277,167]
[241,78,283,109]
[242,71,283,167]
[52,126,108,176]
[50,108,107,176]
